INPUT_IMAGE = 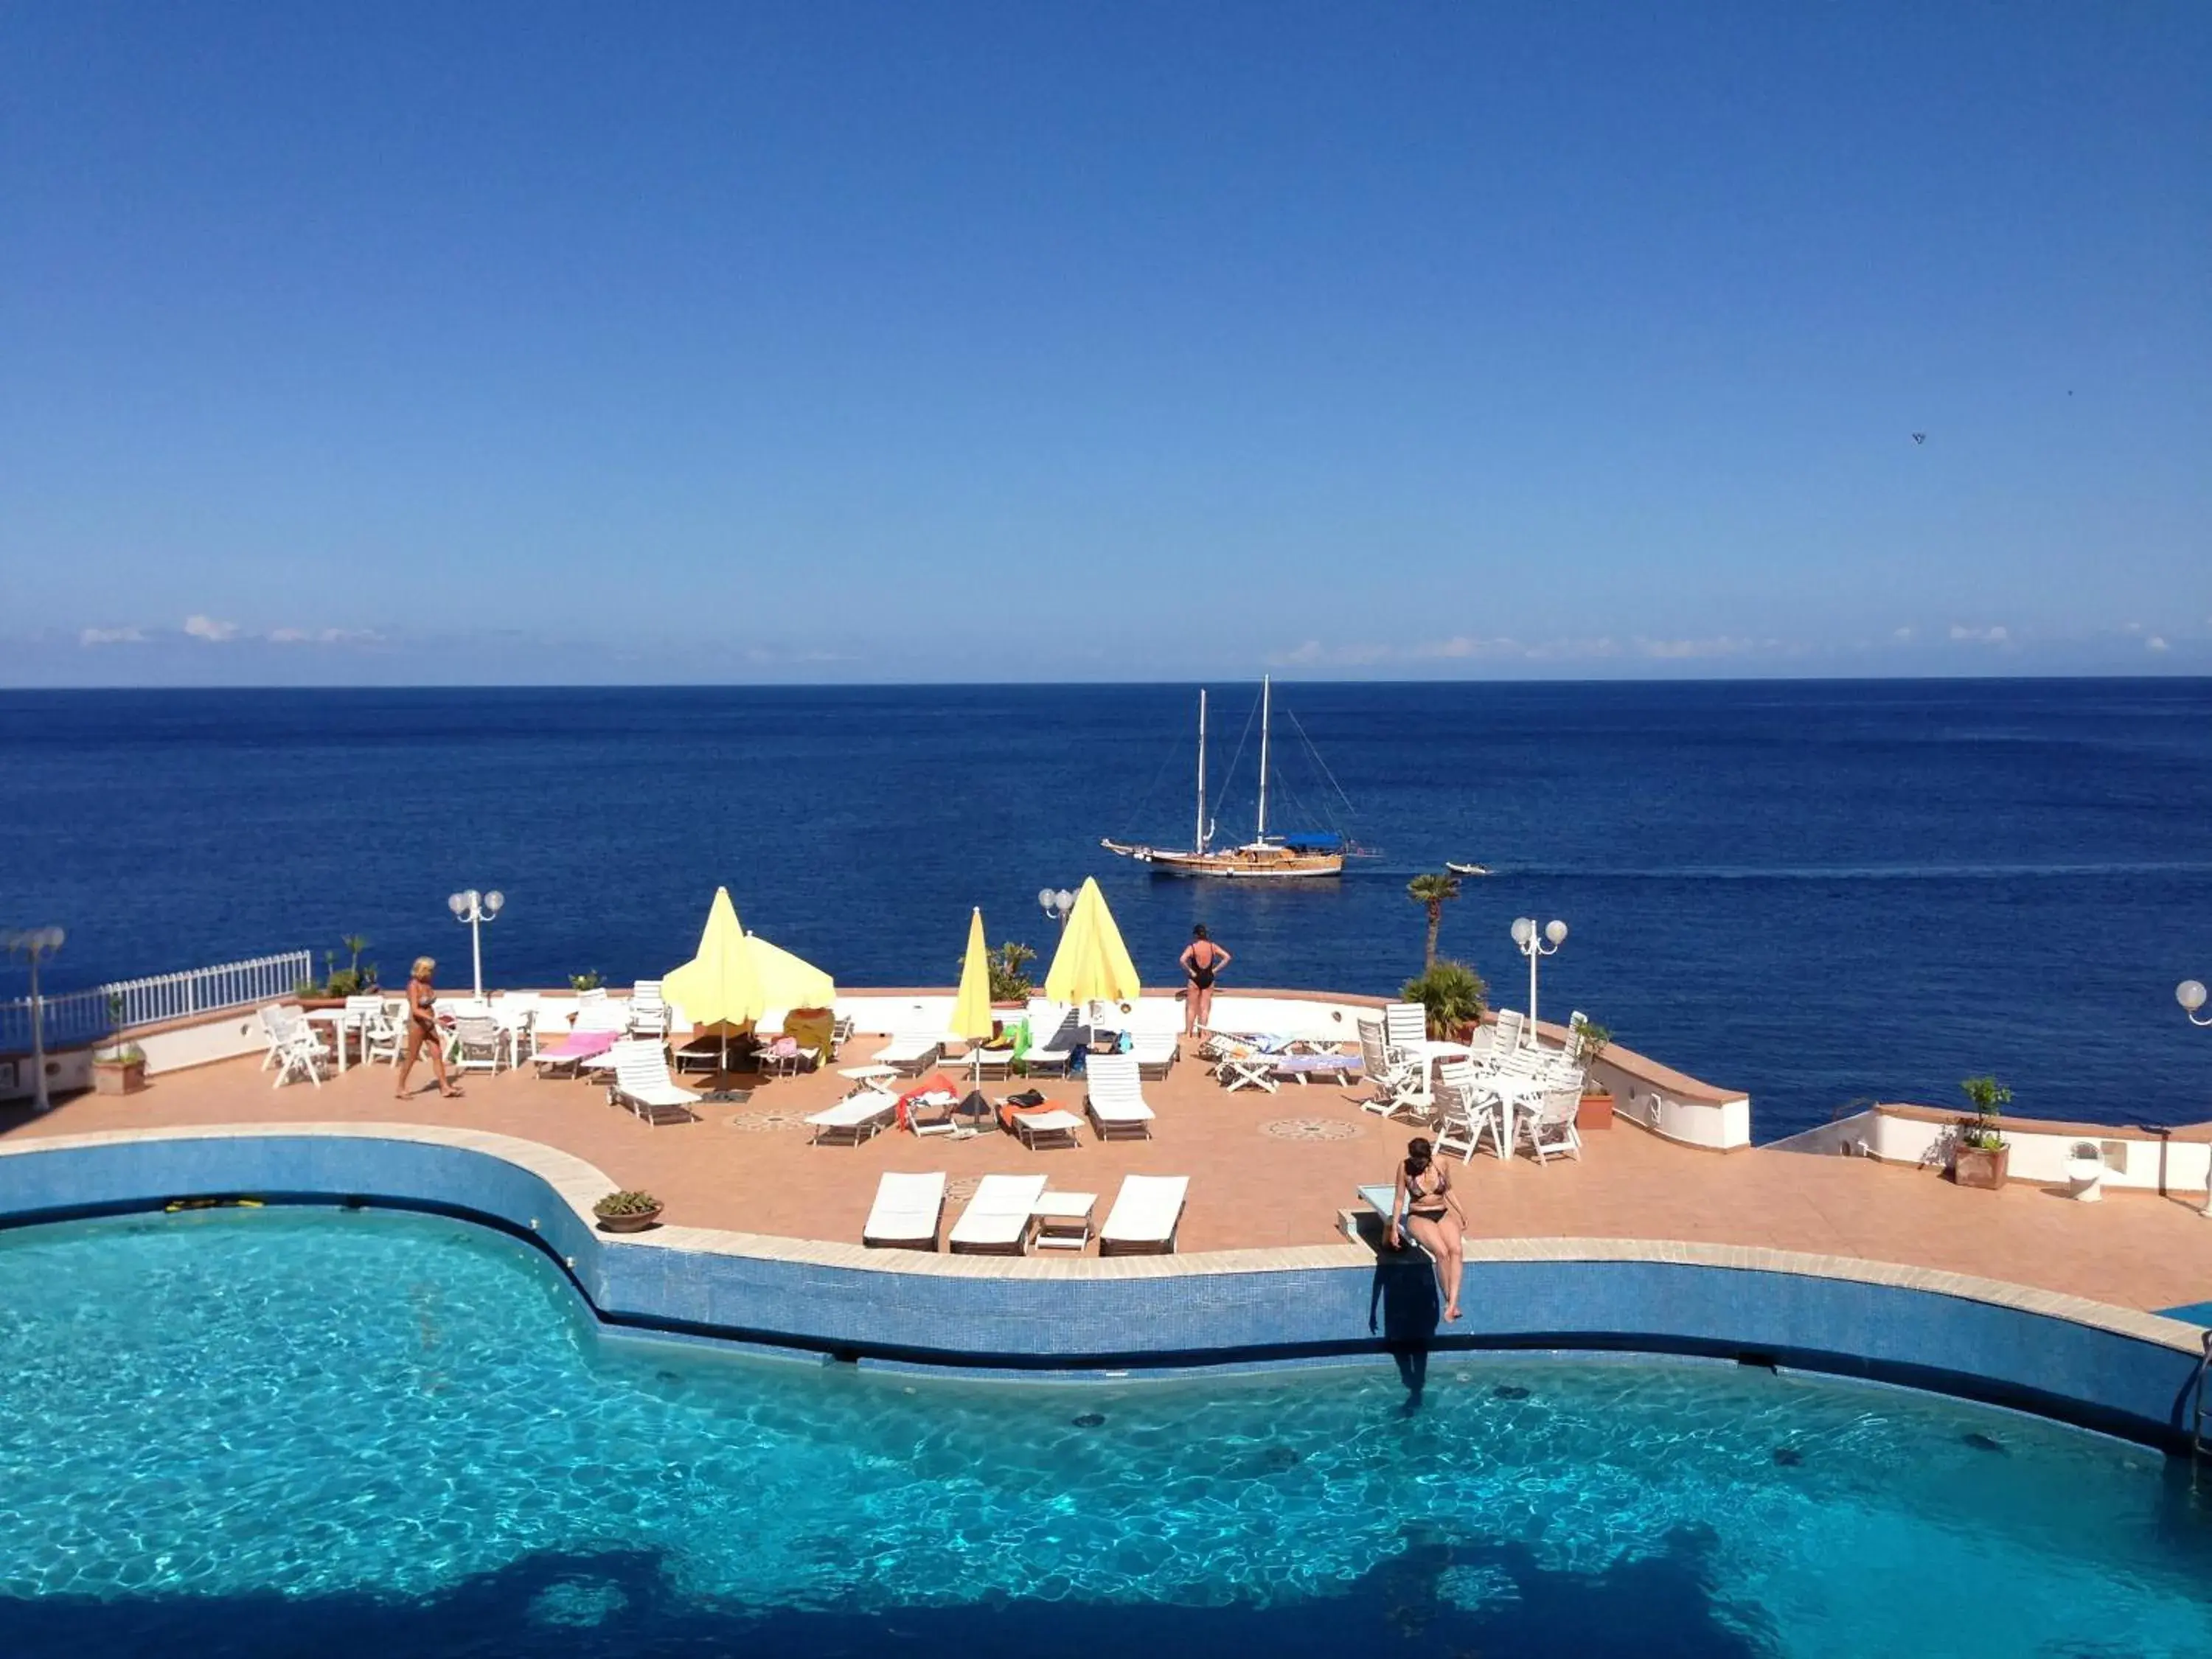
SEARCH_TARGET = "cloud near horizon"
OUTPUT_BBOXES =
[182,613,240,642]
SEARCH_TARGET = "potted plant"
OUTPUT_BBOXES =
[987,941,1037,1009]
[1571,1015,1614,1129]
[593,1189,663,1232]
[570,971,604,992]
[92,1040,147,1095]
[295,936,378,1006]
[1402,959,1486,1041]
[1952,1076,2011,1189]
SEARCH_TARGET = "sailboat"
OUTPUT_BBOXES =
[1102,677,1348,879]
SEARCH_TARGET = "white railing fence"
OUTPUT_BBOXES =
[0,950,313,1054]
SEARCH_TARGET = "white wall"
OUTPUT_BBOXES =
[138,1012,268,1075]
[1594,1054,1752,1152]
[1774,1107,2212,1196]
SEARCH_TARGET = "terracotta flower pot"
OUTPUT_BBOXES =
[1579,1090,1613,1129]
[1952,1144,2009,1191]
[93,1059,147,1096]
[595,1206,664,1233]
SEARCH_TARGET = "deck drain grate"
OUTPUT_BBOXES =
[726,1110,808,1133]
[1260,1118,1363,1141]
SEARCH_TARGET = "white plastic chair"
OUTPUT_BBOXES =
[1519,1082,1584,1164]
[1356,1018,1430,1119]
[1435,1060,1504,1164]
[361,998,406,1066]
[260,1006,330,1090]
[628,981,669,1039]
[1383,1001,1428,1051]
[451,1015,506,1074]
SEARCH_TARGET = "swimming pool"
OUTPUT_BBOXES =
[0,1209,2205,1658]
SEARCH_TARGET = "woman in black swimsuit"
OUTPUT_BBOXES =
[1388,1135,1467,1321]
[394,956,462,1101]
[1178,924,1230,1035]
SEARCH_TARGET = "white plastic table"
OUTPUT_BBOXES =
[838,1065,902,1096]
[303,1008,356,1074]
[1030,1192,1096,1251]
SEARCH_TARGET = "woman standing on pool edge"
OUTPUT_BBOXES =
[1388,1135,1467,1321]
[1179,924,1230,1034]
[394,956,462,1101]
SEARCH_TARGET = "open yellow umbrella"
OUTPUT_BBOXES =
[747,933,836,1012]
[663,887,764,1086]
[1043,876,1141,1010]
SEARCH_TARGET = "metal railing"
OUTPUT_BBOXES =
[0,950,313,1054]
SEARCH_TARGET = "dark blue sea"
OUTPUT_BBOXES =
[4,680,2209,1141]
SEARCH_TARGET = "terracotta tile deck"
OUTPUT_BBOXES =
[7,1048,2212,1315]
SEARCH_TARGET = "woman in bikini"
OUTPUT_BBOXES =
[394,956,463,1101]
[1387,1135,1467,1321]
[1178,924,1230,1035]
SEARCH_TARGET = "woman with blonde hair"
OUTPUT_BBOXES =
[394,956,462,1100]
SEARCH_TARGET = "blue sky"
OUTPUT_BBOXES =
[3,1,2206,685]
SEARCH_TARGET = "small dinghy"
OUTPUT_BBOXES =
[1444,861,1490,877]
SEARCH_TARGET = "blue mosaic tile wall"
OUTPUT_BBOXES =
[0,1134,2199,1450]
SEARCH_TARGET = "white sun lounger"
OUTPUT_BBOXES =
[948,1173,1049,1255]
[871,1029,943,1075]
[608,1040,701,1127]
[1009,1107,1085,1151]
[1020,1002,1078,1076]
[863,1172,946,1251]
[1083,1054,1156,1141]
[1128,1032,1179,1079]
[1099,1174,1188,1256]
[805,1091,897,1146]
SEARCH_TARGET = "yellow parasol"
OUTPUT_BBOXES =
[951,908,996,1043]
[948,908,995,1084]
[662,887,764,1086]
[1043,876,1141,1015]
[747,933,836,1012]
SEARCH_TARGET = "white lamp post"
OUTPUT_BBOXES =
[2174,981,2212,1217]
[448,889,504,1002]
[1038,888,1076,928]
[1510,917,1568,1044]
[4,927,66,1114]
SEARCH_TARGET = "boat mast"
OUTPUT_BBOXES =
[1256,675,1270,841]
[1195,689,1208,854]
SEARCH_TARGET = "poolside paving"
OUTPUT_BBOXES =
[5,1046,2211,1315]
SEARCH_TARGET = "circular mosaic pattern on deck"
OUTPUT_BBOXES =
[726,1110,807,1133]
[945,1176,983,1203]
[1259,1117,1364,1141]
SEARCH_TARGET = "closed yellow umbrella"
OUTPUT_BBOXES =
[951,908,995,1043]
[947,907,996,1087]
[663,887,763,1085]
[1043,876,1142,1007]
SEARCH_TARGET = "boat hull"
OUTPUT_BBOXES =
[1102,839,1343,879]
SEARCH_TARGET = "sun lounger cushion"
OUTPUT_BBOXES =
[537,1029,618,1062]
[1099,1175,1188,1254]
[863,1172,945,1249]
[949,1174,1048,1251]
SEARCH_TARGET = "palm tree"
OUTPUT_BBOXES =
[1406,872,1462,969]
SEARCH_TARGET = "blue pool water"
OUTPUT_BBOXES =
[1,1209,2208,1657]
[5,679,2212,1138]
